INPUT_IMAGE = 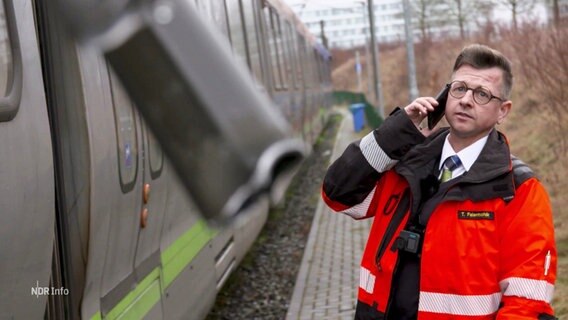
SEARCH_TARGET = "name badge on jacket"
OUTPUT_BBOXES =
[457,210,495,220]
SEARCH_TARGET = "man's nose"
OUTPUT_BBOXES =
[460,89,475,106]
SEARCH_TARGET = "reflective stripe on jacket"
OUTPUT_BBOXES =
[322,109,557,319]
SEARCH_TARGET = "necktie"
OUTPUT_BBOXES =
[440,155,462,183]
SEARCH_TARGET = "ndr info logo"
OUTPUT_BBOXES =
[31,281,69,298]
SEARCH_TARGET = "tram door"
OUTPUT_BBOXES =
[131,114,169,319]
[0,0,55,318]
[87,67,168,319]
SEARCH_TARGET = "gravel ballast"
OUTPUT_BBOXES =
[206,113,343,320]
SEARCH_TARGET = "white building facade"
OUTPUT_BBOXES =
[297,0,409,48]
[292,0,553,49]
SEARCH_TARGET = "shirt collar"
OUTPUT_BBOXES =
[439,134,489,171]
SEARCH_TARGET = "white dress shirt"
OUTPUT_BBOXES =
[438,134,489,181]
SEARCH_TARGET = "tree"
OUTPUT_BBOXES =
[551,0,560,27]
[411,0,449,41]
[493,0,538,31]
[453,0,467,39]
[440,0,490,39]
[474,0,496,42]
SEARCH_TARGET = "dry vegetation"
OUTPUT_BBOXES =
[331,22,568,316]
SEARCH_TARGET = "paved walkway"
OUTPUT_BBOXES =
[286,108,372,320]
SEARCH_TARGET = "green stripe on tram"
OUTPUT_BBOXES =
[161,219,217,288]
[90,219,217,319]
[105,269,161,320]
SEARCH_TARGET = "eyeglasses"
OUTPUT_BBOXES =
[448,80,504,105]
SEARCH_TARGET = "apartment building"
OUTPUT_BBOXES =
[293,0,559,49]
[297,0,409,48]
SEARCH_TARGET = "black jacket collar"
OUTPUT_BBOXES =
[396,127,514,209]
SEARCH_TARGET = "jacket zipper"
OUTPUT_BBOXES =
[384,255,403,319]
[375,189,410,270]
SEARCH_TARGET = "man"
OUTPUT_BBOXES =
[322,44,557,319]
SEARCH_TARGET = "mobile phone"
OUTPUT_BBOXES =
[427,84,450,130]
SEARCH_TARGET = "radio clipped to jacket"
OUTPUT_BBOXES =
[392,230,421,254]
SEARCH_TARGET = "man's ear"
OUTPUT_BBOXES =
[497,100,512,125]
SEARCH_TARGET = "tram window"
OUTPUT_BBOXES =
[318,56,326,84]
[264,7,283,90]
[288,26,302,90]
[283,22,296,89]
[317,56,324,84]
[276,15,288,90]
[208,0,230,40]
[0,1,11,96]
[310,49,318,88]
[241,0,263,83]
[305,41,315,89]
[0,0,21,123]
[147,130,163,179]
[196,0,227,37]
[109,69,138,193]
[219,0,231,43]
[222,0,232,44]
[226,0,248,67]
[296,36,307,88]
[312,50,320,85]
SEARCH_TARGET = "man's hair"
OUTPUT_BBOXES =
[453,44,513,100]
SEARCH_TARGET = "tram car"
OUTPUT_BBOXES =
[0,0,332,319]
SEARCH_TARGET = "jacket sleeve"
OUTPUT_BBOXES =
[496,177,557,319]
[321,108,425,219]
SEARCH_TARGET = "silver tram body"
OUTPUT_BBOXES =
[0,0,332,319]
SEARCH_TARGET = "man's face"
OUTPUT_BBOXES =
[446,65,511,144]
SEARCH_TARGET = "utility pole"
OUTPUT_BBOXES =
[319,20,328,49]
[402,0,419,102]
[553,0,560,27]
[367,0,385,118]
[355,51,362,92]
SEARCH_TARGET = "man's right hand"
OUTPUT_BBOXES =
[404,97,438,135]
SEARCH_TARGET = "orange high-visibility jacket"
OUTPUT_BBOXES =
[322,109,557,319]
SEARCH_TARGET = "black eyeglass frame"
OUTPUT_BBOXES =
[448,80,505,105]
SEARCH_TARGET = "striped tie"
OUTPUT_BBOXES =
[440,155,462,183]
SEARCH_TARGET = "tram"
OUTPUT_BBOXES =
[0,0,332,319]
